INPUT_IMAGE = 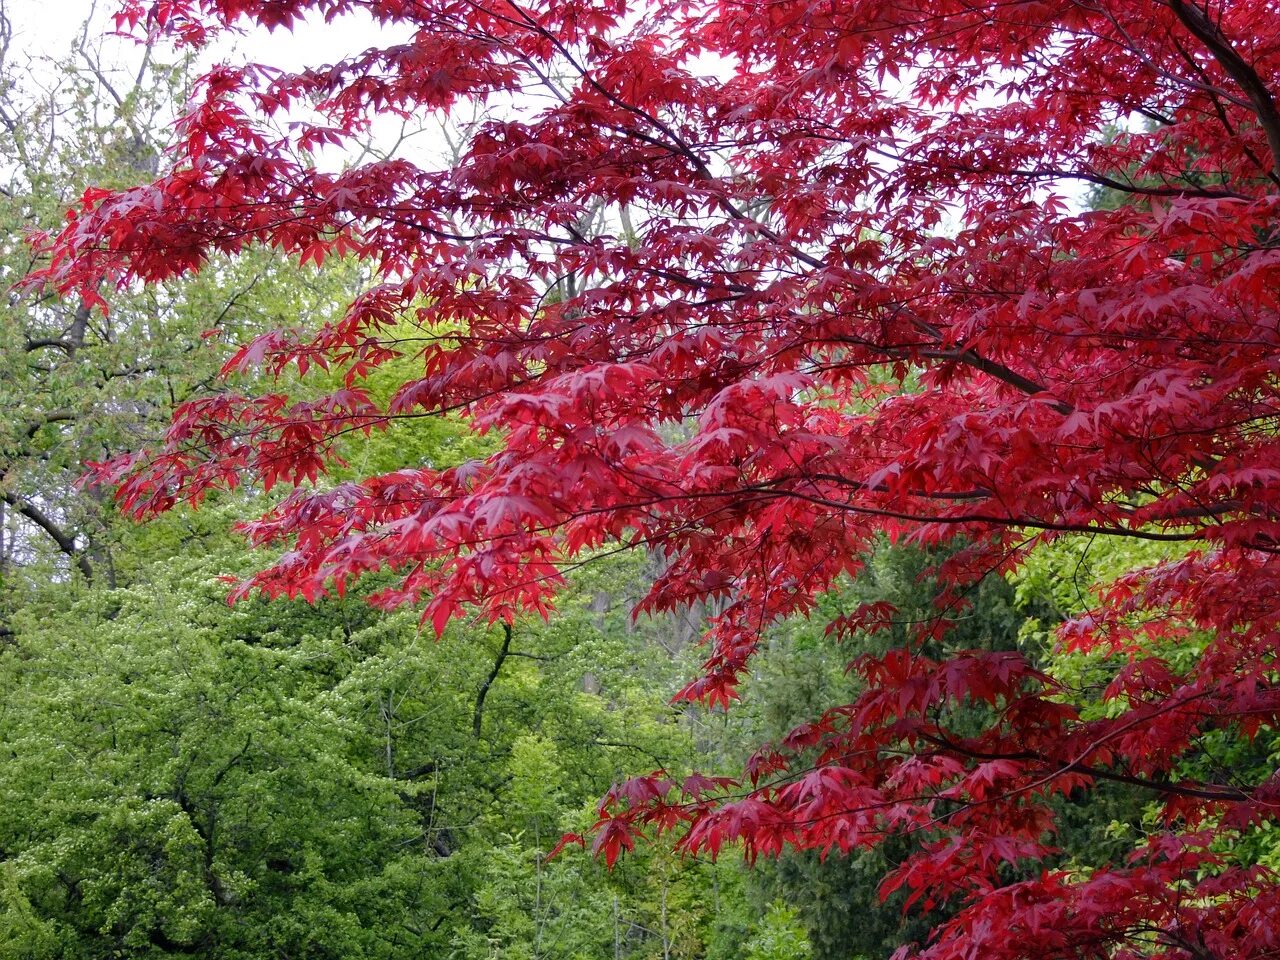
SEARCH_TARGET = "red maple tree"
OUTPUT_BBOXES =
[37,0,1280,956]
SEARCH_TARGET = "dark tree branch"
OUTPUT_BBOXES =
[23,409,77,440]
[396,761,438,780]
[0,491,93,580]
[1169,0,1280,171]
[473,622,513,739]
[24,337,72,353]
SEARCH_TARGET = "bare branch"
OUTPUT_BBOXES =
[473,622,513,739]
[0,491,93,580]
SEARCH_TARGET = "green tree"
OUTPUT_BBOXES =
[0,4,364,596]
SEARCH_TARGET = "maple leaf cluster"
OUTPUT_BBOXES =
[36,0,1280,956]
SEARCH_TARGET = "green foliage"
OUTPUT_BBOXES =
[743,904,810,960]
[1011,535,1280,875]
[0,483,767,958]
[1,552,432,956]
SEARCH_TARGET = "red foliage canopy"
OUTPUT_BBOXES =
[40,0,1280,956]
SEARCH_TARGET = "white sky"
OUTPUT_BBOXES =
[9,0,397,77]
[8,0,440,170]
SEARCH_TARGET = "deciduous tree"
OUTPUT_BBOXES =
[39,1,1280,957]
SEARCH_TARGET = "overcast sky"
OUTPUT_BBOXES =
[7,0,438,170]
[9,0,399,75]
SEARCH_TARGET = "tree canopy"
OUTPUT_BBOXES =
[32,1,1280,958]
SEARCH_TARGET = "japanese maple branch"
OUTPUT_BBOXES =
[1168,0,1280,172]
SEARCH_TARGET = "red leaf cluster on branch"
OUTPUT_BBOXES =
[38,0,1280,956]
